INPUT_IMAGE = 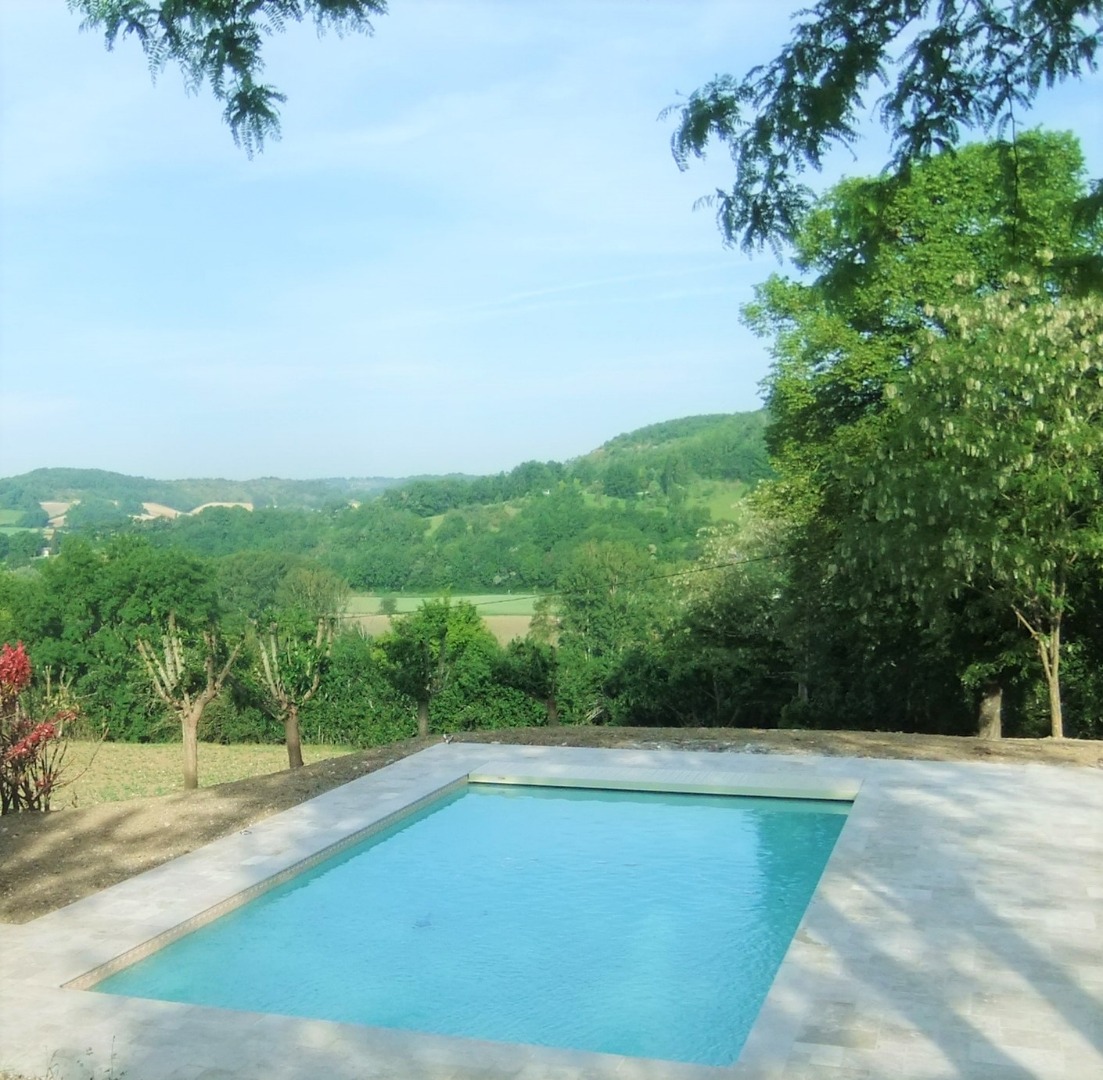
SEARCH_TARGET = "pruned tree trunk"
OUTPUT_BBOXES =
[181,703,202,790]
[285,702,304,769]
[977,680,1002,740]
[545,695,559,726]
[417,697,430,738]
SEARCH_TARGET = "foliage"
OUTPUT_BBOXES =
[253,606,336,767]
[847,281,1103,737]
[0,467,399,516]
[374,598,502,736]
[668,0,1103,250]
[69,0,387,153]
[551,541,669,724]
[741,133,1100,737]
[496,638,560,724]
[1,643,78,813]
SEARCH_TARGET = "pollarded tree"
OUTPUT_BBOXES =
[137,612,241,789]
[669,0,1103,251]
[252,565,346,766]
[255,610,335,768]
[68,0,387,153]
[847,281,1103,738]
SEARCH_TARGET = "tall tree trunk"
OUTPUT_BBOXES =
[417,697,430,738]
[545,695,559,727]
[181,706,201,791]
[285,703,304,769]
[977,680,1002,740]
[1014,603,1065,739]
[1044,622,1064,739]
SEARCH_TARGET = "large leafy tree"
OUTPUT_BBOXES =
[68,0,387,153]
[669,0,1103,250]
[551,541,666,724]
[848,283,1103,738]
[747,133,1098,733]
[375,598,498,737]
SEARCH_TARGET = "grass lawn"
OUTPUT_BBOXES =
[346,593,540,616]
[54,741,357,807]
[691,479,750,523]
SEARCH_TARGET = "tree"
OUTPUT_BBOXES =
[137,613,241,788]
[847,282,1103,739]
[375,598,494,737]
[668,0,1103,250]
[254,608,336,768]
[552,541,664,724]
[68,0,387,153]
[496,638,560,726]
[744,134,1097,734]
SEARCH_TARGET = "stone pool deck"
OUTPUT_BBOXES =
[0,744,1100,1080]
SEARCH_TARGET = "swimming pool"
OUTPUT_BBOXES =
[95,780,848,1066]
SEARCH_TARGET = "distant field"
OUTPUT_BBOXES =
[694,480,750,522]
[343,594,537,645]
[346,593,539,616]
[0,510,24,526]
[54,741,356,807]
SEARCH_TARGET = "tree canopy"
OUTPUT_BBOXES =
[68,0,387,153]
[669,0,1103,249]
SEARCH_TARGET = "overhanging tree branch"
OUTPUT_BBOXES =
[668,0,1103,250]
[68,0,388,153]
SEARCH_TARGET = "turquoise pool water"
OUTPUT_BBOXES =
[96,783,847,1066]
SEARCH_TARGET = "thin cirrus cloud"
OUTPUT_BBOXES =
[1,1,1099,480]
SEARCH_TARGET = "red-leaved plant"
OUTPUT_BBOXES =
[0,642,78,813]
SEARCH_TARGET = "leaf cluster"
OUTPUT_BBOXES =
[69,0,386,152]
[668,0,1103,249]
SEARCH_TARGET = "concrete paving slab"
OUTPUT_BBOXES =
[1,743,1100,1079]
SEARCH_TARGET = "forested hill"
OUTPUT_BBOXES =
[0,412,768,589]
[0,411,768,523]
[0,468,404,521]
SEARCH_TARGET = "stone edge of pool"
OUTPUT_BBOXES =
[3,742,1101,1080]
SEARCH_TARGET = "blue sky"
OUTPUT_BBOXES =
[1,2,1100,481]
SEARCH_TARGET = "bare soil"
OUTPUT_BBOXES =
[1,728,1100,925]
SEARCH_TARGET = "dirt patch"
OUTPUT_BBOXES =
[1,728,1099,925]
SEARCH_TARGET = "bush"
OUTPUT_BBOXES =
[0,642,77,813]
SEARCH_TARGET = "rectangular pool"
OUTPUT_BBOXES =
[94,782,848,1066]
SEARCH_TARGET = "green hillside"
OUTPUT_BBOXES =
[0,468,404,515]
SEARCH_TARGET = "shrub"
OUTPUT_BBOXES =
[0,642,78,813]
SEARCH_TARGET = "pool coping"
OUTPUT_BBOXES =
[1,742,1101,1080]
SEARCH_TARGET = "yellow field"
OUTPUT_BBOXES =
[53,741,356,808]
[342,594,537,645]
[343,612,532,645]
[345,593,539,616]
